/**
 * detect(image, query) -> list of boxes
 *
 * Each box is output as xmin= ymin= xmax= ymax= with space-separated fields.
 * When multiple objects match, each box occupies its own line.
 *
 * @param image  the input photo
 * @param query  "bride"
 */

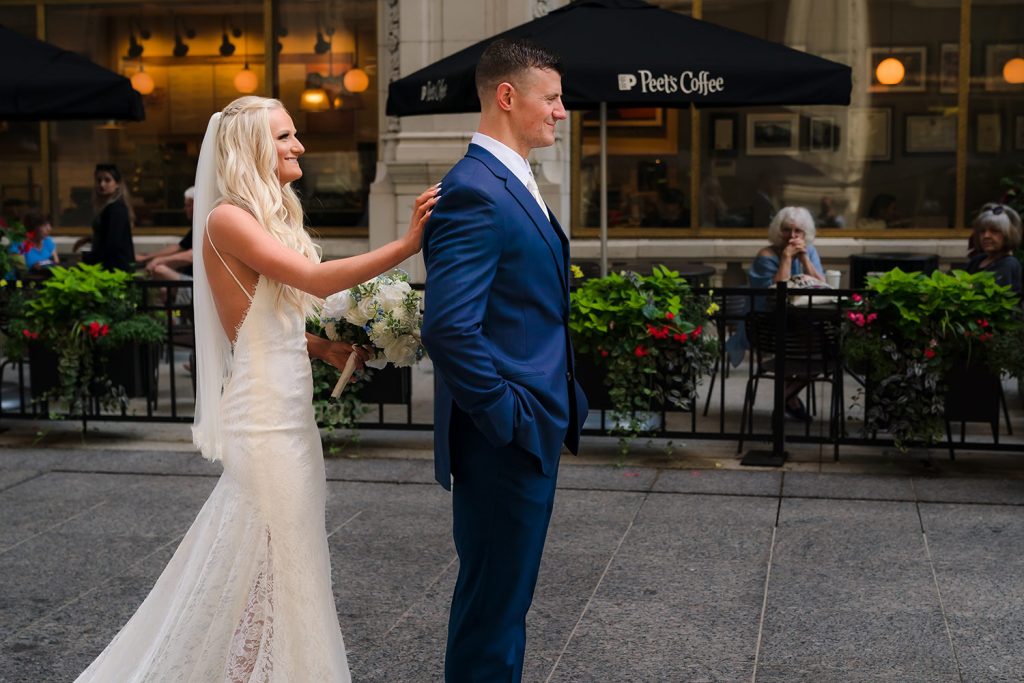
xmin=75 ymin=96 xmax=437 ymax=682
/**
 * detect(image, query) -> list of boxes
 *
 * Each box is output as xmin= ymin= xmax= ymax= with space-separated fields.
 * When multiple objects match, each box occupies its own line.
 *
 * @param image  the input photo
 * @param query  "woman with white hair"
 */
xmin=967 ymin=203 xmax=1021 ymax=295
xmin=749 ymin=205 xmax=826 ymax=288
xmin=75 ymin=96 xmax=437 ymax=682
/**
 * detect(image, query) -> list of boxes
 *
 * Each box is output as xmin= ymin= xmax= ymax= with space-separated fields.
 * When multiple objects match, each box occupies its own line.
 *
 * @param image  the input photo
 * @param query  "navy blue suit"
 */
xmin=421 ymin=143 xmax=587 ymax=681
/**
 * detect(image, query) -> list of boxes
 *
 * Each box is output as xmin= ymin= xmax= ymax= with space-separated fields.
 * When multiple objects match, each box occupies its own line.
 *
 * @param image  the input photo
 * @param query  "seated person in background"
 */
xmin=8 ymin=211 xmax=59 ymax=272
xmin=73 ymin=163 xmax=135 ymax=272
xmin=750 ymin=206 xmax=826 ymax=287
xmin=815 ymin=196 xmax=845 ymax=228
xmin=857 ymin=193 xmax=908 ymax=229
xmin=966 ymin=203 xmax=1022 ymax=296
xmin=700 ymin=177 xmax=745 ymax=227
xmin=727 ymin=207 xmax=825 ymax=420
xmin=136 ymin=186 xmax=195 ymax=302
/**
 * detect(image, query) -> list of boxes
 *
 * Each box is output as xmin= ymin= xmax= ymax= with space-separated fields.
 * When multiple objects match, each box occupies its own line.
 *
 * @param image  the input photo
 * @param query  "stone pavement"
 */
xmin=1 ymin=424 xmax=1024 ymax=682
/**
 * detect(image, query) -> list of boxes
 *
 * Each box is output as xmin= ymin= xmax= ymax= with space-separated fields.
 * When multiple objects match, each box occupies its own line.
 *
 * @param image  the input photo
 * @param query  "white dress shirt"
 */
xmin=470 ymin=132 xmax=549 ymax=219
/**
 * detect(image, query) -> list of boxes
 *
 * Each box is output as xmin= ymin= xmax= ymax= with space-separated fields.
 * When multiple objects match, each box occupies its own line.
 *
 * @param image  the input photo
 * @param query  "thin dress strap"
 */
xmin=205 ymin=220 xmax=254 ymax=303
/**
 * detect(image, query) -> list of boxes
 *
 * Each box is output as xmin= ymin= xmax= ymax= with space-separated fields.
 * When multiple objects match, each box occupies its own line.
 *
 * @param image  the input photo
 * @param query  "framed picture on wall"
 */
xmin=809 ymin=116 xmax=839 ymax=151
xmin=976 ymin=113 xmax=1002 ymax=153
xmin=745 ymin=113 xmax=799 ymax=156
xmin=940 ymin=43 xmax=960 ymax=94
xmin=849 ymin=108 xmax=891 ymax=162
xmin=1015 ymin=115 xmax=1024 ymax=151
xmin=868 ymin=47 xmax=927 ymax=92
xmin=905 ymin=114 xmax=957 ymax=154
xmin=985 ymin=44 xmax=1024 ymax=92
xmin=709 ymin=113 xmax=738 ymax=156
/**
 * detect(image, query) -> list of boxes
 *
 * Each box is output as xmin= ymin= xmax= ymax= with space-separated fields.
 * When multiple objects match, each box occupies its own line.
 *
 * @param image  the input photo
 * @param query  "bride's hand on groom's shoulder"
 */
xmin=402 ymin=184 xmax=441 ymax=258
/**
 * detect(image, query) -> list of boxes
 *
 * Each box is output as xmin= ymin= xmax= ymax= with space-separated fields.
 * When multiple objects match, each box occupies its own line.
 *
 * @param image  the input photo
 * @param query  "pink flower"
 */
xmin=866 ymin=313 xmax=878 ymax=323
xmin=924 ymin=348 xmax=936 ymax=360
xmin=852 ymin=293 xmax=863 ymax=303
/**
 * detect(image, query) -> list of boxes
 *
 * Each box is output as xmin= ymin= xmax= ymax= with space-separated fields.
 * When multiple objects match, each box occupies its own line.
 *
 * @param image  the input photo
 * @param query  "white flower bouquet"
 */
xmin=320 ymin=269 xmax=426 ymax=398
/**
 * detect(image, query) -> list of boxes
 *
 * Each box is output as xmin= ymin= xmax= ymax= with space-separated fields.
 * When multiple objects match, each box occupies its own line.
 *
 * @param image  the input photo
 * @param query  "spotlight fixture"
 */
xmin=314 ymin=15 xmax=333 ymax=55
xmin=219 ymin=18 xmax=236 ymax=57
xmin=172 ymin=16 xmax=194 ymax=58
xmin=126 ymin=21 xmax=150 ymax=59
xmin=126 ymin=33 xmax=144 ymax=59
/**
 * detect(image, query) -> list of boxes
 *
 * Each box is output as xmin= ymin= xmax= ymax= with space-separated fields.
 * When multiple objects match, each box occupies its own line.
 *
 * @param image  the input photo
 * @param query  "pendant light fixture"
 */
xmin=234 ymin=5 xmax=258 ymax=94
xmin=1004 ymin=55 xmax=1024 ymax=85
xmin=131 ymin=61 xmax=155 ymax=95
xmin=343 ymin=26 xmax=369 ymax=94
xmin=875 ymin=0 xmax=905 ymax=86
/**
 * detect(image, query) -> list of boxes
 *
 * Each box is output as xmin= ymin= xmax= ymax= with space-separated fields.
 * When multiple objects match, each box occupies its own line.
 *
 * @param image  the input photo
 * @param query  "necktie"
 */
xmin=525 ymin=174 xmax=549 ymax=220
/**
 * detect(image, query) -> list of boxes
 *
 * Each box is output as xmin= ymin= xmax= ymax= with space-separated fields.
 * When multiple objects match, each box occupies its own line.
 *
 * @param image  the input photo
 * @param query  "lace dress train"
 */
xmin=75 ymin=277 xmax=350 ymax=682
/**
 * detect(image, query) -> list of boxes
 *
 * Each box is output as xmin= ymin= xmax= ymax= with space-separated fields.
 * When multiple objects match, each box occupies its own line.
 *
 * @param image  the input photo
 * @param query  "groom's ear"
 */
xmin=495 ymin=82 xmax=515 ymax=112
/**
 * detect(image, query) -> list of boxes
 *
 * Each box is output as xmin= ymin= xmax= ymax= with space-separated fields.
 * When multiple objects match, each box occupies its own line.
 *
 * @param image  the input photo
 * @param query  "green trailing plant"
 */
xmin=843 ymin=268 xmax=1022 ymax=450
xmin=3 ymin=263 xmax=164 ymax=416
xmin=570 ymin=265 xmax=717 ymax=453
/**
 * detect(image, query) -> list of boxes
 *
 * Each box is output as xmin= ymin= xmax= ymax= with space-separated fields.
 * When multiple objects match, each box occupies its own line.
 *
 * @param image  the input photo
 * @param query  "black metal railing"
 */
xmin=2 ymin=278 xmax=1021 ymax=459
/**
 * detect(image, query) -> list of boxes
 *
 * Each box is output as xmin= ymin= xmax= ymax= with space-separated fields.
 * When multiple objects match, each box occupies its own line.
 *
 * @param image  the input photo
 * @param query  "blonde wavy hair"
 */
xmin=214 ymin=96 xmax=321 ymax=315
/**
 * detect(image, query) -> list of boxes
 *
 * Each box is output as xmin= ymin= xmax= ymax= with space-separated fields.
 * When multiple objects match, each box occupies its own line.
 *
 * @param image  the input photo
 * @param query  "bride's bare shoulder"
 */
xmin=207 ymin=204 xmax=261 ymax=244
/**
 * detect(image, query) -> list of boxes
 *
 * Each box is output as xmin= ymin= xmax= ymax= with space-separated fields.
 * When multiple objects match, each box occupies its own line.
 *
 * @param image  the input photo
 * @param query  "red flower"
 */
xmin=852 ymin=293 xmax=862 ymax=303
xmin=674 ymin=332 xmax=689 ymax=343
xmin=634 ymin=345 xmax=649 ymax=358
xmin=21 ymin=329 xmax=38 ymax=340
xmin=693 ymin=325 xmax=703 ymax=337
xmin=924 ymin=348 xmax=936 ymax=359
xmin=979 ymin=332 xmax=993 ymax=343
xmin=100 ymin=324 xmax=109 ymax=337
xmin=665 ymin=312 xmax=675 ymax=320
xmin=866 ymin=313 xmax=878 ymax=323
xmin=647 ymin=324 xmax=658 ymax=337
xmin=600 ymin=349 xmax=609 ymax=357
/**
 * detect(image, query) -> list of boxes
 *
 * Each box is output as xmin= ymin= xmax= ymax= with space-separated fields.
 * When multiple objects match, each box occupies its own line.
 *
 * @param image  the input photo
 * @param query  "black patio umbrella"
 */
xmin=386 ymin=0 xmax=851 ymax=273
xmin=0 ymin=25 xmax=145 ymax=121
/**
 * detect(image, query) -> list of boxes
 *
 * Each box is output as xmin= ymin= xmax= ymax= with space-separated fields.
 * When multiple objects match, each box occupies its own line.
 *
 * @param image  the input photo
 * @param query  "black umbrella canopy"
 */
xmin=0 ymin=25 xmax=145 ymax=121
xmin=387 ymin=0 xmax=851 ymax=116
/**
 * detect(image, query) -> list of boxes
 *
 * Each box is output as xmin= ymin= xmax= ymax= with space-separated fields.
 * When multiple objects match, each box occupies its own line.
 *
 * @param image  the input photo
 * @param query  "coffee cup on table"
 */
xmin=825 ymin=269 xmax=842 ymax=289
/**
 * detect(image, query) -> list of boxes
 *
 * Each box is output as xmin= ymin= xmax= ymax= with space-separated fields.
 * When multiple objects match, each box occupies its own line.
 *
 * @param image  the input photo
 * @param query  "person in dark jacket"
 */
xmin=966 ymin=203 xmax=1022 ymax=296
xmin=72 ymin=163 xmax=135 ymax=271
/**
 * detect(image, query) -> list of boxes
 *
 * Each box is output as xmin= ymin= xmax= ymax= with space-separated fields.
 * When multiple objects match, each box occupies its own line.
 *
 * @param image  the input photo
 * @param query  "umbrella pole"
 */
xmin=599 ymin=101 xmax=608 ymax=277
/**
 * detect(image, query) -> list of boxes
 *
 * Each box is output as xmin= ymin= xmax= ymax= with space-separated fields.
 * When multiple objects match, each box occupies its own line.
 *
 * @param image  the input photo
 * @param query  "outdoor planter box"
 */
xmin=574 ymin=355 xmax=613 ymax=411
xmin=27 ymin=342 xmax=159 ymax=401
xmin=944 ymin=362 xmax=1001 ymax=424
xmin=356 ymin=364 xmax=412 ymax=405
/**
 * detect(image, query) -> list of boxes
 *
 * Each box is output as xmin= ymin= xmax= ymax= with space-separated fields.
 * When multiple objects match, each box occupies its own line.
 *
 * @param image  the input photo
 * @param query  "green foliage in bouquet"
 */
xmin=3 ymin=263 xmax=164 ymax=415
xmin=570 ymin=265 xmax=717 ymax=451
xmin=843 ymin=268 xmax=1023 ymax=450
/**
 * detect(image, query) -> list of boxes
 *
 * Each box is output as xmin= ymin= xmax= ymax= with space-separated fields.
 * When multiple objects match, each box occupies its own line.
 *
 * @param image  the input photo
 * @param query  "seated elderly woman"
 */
xmin=966 ymin=203 xmax=1021 ymax=295
xmin=726 ymin=206 xmax=826 ymax=420
xmin=750 ymin=206 xmax=826 ymax=287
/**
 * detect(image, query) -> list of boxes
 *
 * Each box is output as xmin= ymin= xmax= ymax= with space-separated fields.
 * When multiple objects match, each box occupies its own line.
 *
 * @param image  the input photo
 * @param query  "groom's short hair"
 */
xmin=475 ymin=38 xmax=563 ymax=104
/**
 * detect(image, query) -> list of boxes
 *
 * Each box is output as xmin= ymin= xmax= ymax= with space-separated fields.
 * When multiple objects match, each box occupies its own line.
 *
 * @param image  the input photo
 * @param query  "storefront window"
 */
xmin=1 ymin=0 xmax=376 ymax=234
xmin=278 ymin=0 xmax=378 ymax=232
xmin=572 ymin=0 xmax=968 ymax=235
xmin=965 ymin=0 xmax=1024 ymax=225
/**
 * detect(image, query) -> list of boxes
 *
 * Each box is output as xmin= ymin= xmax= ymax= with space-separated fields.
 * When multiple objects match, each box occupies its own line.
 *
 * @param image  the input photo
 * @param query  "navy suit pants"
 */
xmin=445 ymin=407 xmax=559 ymax=682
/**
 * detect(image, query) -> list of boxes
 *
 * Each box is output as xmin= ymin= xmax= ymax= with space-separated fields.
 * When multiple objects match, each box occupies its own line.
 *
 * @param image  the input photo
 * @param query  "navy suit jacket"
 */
xmin=421 ymin=144 xmax=588 ymax=490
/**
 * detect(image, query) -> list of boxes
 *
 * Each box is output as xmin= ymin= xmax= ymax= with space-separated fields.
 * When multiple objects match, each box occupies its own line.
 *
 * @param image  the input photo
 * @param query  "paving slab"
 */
xmin=782 ymin=471 xmax=916 ymax=501
xmin=913 ymin=476 xmax=1024 ymax=505
xmin=549 ymin=493 xmax=775 ymax=682
xmin=758 ymin=498 xmax=957 ymax=682
xmin=652 ymin=468 xmax=781 ymax=496
xmin=554 ymin=463 xmax=657 ymax=491
xmin=0 ymin=469 xmax=41 ymax=493
xmin=324 ymin=456 xmax=436 ymax=484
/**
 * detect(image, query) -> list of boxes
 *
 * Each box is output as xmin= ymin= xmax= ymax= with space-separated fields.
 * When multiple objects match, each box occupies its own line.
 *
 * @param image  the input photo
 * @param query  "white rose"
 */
xmin=381 ymin=335 xmax=420 ymax=367
xmin=345 ymin=296 xmax=379 ymax=326
xmin=368 ymin=319 xmax=390 ymax=343
xmin=322 ymin=290 xmax=353 ymax=320
xmin=378 ymin=281 xmax=412 ymax=313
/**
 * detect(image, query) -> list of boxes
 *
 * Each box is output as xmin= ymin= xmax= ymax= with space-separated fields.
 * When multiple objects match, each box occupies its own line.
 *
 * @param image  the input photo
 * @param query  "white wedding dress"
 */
xmin=76 ymin=267 xmax=351 ymax=681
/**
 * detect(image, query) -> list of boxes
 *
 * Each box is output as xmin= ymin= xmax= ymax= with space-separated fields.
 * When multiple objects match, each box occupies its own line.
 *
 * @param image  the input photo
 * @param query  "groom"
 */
xmin=421 ymin=38 xmax=588 ymax=681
